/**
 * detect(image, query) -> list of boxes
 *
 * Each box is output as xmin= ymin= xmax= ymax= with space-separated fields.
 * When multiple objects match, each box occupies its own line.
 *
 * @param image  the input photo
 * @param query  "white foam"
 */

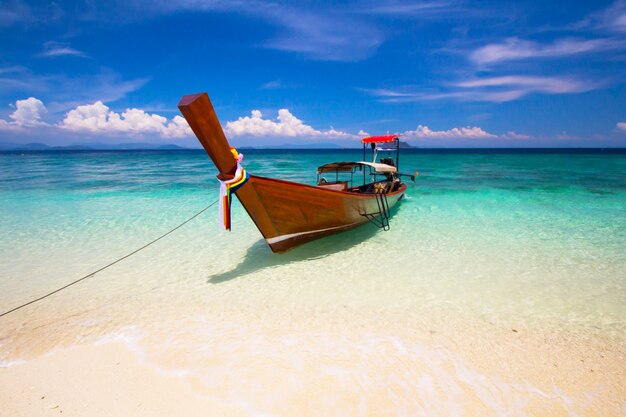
xmin=0 ymin=358 xmax=26 ymax=368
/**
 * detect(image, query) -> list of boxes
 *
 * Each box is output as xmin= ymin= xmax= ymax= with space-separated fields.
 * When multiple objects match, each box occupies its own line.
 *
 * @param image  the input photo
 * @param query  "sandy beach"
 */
xmin=1 ymin=150 xmax=625 ymax=416
xmin=1 ymin=285 xmax=625 ymax=416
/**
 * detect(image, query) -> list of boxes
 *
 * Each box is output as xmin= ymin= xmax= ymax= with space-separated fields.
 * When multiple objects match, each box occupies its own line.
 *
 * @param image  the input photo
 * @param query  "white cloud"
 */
xmin=60 ymin=101 xmax=108 ymax=132
xmin=557 ymin=131 xmax=579 ymax=140
xmin=360 ymin=1 xmax=455 ymax=15
xmin=224 ymin=109 xmax=355 ymax=139
xmin=402 ymin=125 xmax=532 ymax=140
xmin=2 ymin=99 xmax=353 ymax=140
xmin=455 ymin=75 xmax=592 ymax=94
xmin=371 ymin=89 xmax=529 ymax=103
xmin=324 ymin=127 xmax=355 ymax=139
xmin=0 ymin=97 xmax=47 ymax=130
xmin=404 ymin=125 xmax=496 ymax=139
xmin=502 ymin=131 xmax=530 ymax=139
xmin=364 ymin=74 xmax=595 ymax=104
xmin=137 ymin=1 xmax=383 ymax=61
xmin=0 ymin=99 xmax=533 ymax=143
xmin=259 ymin=80 xmax=283 ymax=90
xmin=606 ymin=4 xmax=626 ymax=32
xmin=0 ymin=65 xmax=26 ymax=75
xmin=470 ymin=37 xmax=624 ymax=65
xmin=617 ymin=122 xmax=626 ymax=131
xmin=163 ymin=115 xmax=193 ymax=138
xmin=0 ymin=2 xmax=35 ymax=27
xmin=0 ymin=119 xmax=19 ymax=131
xmin=359 ymin=88 xmax=416 ymax=98
xmin=585 ymin=0 xmax=626 ymax=33
xmin=59 ymin=101 xmax=192 ymax=138
xmin=11 ymin=97 xmax=47 ymax=126
xmin=40 ymin=41 xmax=86 ymax=58
xmin=264 ymin=10 xmax=383 ymax=61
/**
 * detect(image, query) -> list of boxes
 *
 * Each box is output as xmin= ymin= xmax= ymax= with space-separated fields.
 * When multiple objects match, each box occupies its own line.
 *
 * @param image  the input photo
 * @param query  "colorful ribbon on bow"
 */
xmin=218 ymin=162 xmax=249 ymax=231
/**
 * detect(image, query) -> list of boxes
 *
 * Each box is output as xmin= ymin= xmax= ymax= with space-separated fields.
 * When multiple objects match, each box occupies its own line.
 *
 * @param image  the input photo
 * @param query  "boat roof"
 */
xmin=361 ymin=134 xmax=399 ymax=144
xmin=317 ymin=161 xmax=397 ymax=173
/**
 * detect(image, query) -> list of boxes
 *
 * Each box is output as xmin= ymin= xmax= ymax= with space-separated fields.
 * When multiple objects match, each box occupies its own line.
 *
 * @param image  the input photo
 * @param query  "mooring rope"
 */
xmin=0 ymin=199 xmax=218 ymax=318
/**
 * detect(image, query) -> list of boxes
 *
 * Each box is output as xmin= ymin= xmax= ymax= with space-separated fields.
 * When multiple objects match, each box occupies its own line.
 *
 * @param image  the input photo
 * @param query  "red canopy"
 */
xmin=361 ymin=134 xmax=399 ymax=144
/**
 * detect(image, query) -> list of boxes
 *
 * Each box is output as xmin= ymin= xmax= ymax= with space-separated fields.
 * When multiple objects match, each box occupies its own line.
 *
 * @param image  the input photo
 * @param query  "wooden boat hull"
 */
xmin=178 ymin=92 xmax=406 ymax=253
xmin=238 ymin=175 xmax=406 ymax=252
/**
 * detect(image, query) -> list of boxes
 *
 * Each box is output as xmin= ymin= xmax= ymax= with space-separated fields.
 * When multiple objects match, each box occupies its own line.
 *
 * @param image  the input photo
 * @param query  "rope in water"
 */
xmin=0 ymin=199 xmax=219 ymax=318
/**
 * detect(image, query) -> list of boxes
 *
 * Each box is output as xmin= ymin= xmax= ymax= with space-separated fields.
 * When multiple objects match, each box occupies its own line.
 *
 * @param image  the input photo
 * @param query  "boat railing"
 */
xmin=317 ymin=169 xmax=355 ymax=188
xmin=317 ymin=181 xmax=348 ymax=191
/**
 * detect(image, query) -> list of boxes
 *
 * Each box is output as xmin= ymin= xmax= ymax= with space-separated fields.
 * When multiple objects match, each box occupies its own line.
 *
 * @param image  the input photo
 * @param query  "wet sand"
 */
xmin=1 ymin=301 xmax=624 ymax=417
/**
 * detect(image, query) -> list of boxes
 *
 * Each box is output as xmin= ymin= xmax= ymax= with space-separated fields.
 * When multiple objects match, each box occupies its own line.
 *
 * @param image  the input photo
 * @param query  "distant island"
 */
xmin=0 ymin=140 xmax=418 ymax=151
xmin=0 ymin=142 xmax=191 ymax=151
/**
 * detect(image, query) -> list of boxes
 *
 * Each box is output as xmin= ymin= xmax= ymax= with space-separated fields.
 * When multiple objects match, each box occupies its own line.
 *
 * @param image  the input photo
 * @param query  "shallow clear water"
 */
xmin=0 ymin=149 xmax=624 ymax=415
xmin=1 ymin=149 xmax=624 ymax=331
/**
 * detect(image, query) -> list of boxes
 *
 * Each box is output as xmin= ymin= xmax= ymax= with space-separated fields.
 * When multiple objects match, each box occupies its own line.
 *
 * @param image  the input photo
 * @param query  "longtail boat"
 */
xmin=178 ymin=92 xmax=415 ymax=253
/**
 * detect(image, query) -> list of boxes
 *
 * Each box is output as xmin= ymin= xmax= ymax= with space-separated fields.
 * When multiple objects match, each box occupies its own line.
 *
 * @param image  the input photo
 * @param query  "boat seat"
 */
xmin=380 ymin=157 xmax=395 ymax=166
xmin=318 ymin=181 xmax=348 ymax=191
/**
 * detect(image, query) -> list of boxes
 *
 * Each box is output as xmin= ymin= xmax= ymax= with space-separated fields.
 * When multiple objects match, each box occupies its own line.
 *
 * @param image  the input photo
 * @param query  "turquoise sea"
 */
xmin=0 ymin=148 xmax=625 ymax=415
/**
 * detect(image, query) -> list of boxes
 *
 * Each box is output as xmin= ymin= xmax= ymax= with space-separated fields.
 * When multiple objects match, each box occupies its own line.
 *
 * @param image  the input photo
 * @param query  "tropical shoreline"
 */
xmin=1 ymin=302 xmax=624 ymax=416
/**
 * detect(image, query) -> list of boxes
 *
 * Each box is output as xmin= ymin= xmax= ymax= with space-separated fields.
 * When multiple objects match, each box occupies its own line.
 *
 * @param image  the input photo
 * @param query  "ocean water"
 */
xmin=0 ymin=149 xmax=625 ymax=415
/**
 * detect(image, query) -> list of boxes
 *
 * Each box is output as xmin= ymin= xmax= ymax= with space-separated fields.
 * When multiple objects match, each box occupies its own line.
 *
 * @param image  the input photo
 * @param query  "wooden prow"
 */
xmin=178 ymin=93 xmax=237 ymax=178
xmin=178 ymin=92 xmax=281 ymax=249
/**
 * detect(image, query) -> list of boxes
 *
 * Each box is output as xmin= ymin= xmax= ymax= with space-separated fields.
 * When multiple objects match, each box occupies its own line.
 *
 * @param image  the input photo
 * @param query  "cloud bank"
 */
xmin=224 ymin=109 xmax=355 ymax=139
xmin=0 ymin=97 xmax=47 ymax=130
xmin=0 ymin=97 xmax=536 ymax=143
xmin=403 ymin=125 xmax=496 ymax=139
xmin=0 ymin=98 xmax=355 ymax=140
xmin=59 ymin=101 xmax=191 ymax=138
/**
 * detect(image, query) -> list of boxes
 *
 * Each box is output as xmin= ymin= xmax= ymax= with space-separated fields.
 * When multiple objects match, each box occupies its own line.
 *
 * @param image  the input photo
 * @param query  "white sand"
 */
xmin=1 ymin=305 xmax=624 ymax=417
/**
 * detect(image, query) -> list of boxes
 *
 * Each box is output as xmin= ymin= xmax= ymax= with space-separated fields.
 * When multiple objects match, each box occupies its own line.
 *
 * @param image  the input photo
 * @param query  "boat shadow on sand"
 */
xmin=206 ymin=224 xmax=380 ymax=284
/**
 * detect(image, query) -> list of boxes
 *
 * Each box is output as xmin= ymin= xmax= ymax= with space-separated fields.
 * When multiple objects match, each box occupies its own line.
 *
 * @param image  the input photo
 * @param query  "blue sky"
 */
xmin=1 ymin=0 xmax=625 ymax=147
